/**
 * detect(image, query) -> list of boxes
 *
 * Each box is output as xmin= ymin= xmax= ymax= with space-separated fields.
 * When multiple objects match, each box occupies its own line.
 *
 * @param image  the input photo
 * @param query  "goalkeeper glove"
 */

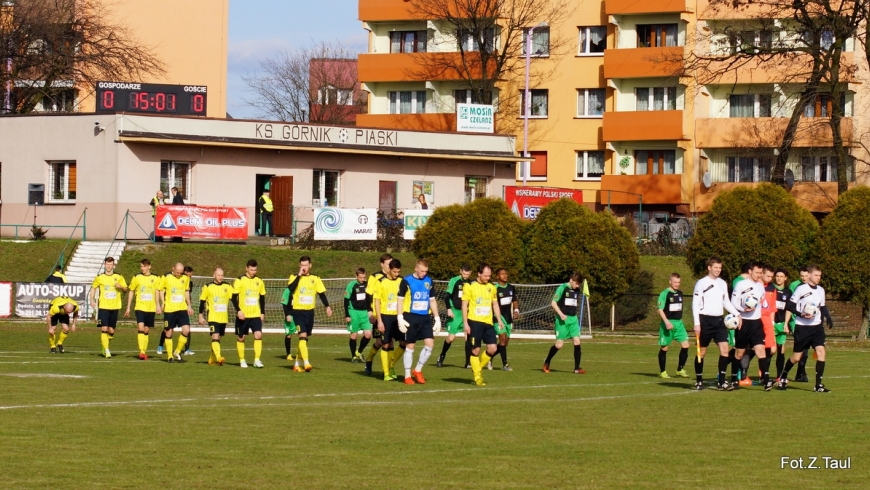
xmin=433 ymin=316 xmax=442 ymax=334
xmin=398 ymin=314 xmax=409 ymax=333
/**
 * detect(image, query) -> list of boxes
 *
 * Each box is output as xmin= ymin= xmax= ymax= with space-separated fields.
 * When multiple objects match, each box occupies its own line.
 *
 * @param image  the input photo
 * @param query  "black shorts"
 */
xmin=381 ymin=315 xmax=405 ymax=345
xmin=135 ymin=310 xmax=156 ymax=328
xmin=699 ymin=315 xmax=728 ymax=347
xmin=405 ymin=313 xmax=433 ymax=343
xmin=734 ymin=318 xmax=765 ymax=349
xmin=235 ymin=318 xmax=263 ymax=337
xmin=50 ymin=313 xmax=70 ymax=327
xmin=97 ymin=309 xmax=119 ymax=329
xmin=793 ymin=324 xmax=825 ymax=352
xmin=371 ymin=318 xmax=382 ymax=339
xmin=164 ymin=311 xmax=190 ymax=330
xmin=209 ymin=322 xmax=227 ymax=337
xmin=466 ymin=320 xmax=497 ymax=348
xmin=292 ymin=310 xmax=315 ymax=336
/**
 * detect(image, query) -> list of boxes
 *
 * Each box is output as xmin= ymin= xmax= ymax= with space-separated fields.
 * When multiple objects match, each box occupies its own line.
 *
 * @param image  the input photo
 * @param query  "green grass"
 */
xmin=0 ymin=323 xmax=867 ymax=489
xmin=639 ymin=255 xmax=694 ymax=290
xmin=0 ymin=239 xmax=79 ymax=282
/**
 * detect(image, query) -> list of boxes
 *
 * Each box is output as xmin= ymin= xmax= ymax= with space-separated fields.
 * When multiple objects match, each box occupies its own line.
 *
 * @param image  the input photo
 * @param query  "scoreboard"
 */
xmin=95 ymin=82 xmax=207 ymax=116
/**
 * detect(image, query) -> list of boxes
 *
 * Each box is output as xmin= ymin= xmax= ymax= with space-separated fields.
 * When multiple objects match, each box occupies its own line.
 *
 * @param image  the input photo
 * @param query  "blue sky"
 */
xmin=227 ymin=0 xmax=367 ymax=118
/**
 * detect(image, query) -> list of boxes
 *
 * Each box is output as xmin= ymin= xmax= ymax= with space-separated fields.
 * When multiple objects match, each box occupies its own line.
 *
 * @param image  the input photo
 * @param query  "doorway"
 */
xmin=379 ymin=180 xmax=397 ymax=213
xmin=255 ymin=174 xmax=275 ymax=235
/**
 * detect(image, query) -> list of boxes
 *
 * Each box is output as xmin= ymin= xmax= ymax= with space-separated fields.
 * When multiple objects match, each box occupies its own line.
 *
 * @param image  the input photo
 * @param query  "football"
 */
xmin=803 ymin=302 xmax=818 ymax=317
xmin=743 ymin=295 xmax=759 ymax=310
xmin=724 ymin=314 xmax=740 ymax=330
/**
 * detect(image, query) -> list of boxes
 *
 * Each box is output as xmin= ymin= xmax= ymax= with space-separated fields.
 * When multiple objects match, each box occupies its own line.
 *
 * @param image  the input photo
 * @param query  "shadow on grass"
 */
xmin=658 ymin=381 xmax=696 ymax=390
xmin=631 ymin=372 xmax=664 ymax=378
xmin=442 ymin=377 xmax=475 ymax=385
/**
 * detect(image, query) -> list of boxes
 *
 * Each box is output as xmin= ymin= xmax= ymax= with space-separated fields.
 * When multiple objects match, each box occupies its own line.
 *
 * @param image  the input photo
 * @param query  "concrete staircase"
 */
xmin=64 ymin=241 xmax=126 ymax=284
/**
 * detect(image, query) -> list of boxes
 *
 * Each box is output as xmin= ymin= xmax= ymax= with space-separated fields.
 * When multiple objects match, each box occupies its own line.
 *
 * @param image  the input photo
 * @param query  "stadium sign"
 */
xmin=456 ymin=103 xmax=494 ymax=133
xmin=403 ymin=210 xmax=434 ymax=239
xmin=504 ymin=186 xmax=584 ymax=220
xmin=15 ymin=282 xmax=90 ymax=318
xmin=314 ymin=208 xmax=377 ymax=240
xmin=155 ymin=205 xmax=248 ymax=240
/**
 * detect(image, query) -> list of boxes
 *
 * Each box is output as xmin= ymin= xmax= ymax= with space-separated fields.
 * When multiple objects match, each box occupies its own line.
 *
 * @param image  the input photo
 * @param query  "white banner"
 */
xmin=314 ymin=208 xmax=377 ymax=240
xmin=14 ymin=282 xmax=91 ymax=318
xmin=457 ymin=103 xmax=494 ymax=133
xmin=0 ymin=282 xmax=11 ymax=317
xmin=403 ymin=210 xmax=434 ymax=239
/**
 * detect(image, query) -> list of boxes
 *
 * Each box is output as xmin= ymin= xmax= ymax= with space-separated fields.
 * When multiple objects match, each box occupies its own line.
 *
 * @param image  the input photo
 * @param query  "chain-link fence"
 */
xmin=289 ymin=207 xmax=410 ymax=251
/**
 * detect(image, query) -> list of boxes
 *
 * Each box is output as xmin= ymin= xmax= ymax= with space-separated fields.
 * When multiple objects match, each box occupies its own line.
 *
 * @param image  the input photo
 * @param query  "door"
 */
xmin=271 ymin=176 xmax=294 ymax=236
xmin=378 ymin=181 xmax=397 ymax=213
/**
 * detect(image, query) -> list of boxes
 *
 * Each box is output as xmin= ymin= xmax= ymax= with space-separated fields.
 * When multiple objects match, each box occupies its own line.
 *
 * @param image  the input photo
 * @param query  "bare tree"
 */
xmin=0 ymin=0 xmax=165 ymax=114
xmin=242 ymin=41 xmax=366 ymax=124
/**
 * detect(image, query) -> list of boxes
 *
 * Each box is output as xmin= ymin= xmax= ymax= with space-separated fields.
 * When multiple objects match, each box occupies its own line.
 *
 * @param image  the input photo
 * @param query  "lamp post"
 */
xmin=522 ymin=21 xmax=547 ymax=186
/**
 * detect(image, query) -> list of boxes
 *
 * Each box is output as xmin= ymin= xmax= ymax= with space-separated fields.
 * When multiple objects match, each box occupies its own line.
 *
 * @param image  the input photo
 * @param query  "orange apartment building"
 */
xmin=357 ymin=0 xmax=869 ymax=216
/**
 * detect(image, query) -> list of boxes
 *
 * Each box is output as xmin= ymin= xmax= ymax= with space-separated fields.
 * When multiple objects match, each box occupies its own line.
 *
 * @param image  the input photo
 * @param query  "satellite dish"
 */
xmin=702 ymin=171 xmax=713 ymax=189
xmin=785 ymin=169 xmax=795 ymax=188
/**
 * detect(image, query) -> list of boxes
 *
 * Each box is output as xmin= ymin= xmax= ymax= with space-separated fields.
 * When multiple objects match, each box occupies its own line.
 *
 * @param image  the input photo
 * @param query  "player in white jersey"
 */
xmin=692 ymin=257 xmax=742 ymax=391
xmin=776 ymin=265 xmax=833 ymax=392
xmin=730 ymin=262 xmax=774 ymax=390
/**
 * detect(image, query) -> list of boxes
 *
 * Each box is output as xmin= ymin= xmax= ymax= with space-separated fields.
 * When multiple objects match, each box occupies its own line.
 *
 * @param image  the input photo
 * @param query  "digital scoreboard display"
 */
xmin=95 ymin=82 xmax=208 ymax=116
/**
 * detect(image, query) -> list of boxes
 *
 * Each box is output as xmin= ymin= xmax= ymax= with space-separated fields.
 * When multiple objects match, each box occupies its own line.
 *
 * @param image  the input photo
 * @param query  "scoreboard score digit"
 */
xmin=95 ymin=82 xmax=208 ymax=116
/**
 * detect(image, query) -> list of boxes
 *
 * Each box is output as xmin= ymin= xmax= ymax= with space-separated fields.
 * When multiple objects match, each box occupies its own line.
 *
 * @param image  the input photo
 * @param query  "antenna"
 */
xmin=784 ymin=169 xmax=795 ymax=188
xmin=702 ymin=171 xmax=713 ymax=189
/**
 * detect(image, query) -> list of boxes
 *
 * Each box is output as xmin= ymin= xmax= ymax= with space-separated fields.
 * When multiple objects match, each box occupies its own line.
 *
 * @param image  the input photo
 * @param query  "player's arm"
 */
xmin=444 ymin=280 xmax=456 ymax=311
xmin=551 ymin=286 xmax=566 ymax=320
xmin=512 ymin=294 xmax=520 ymax=320
xmin=125 ymin=280 xmax=135 ymax=317
xmin=461 ymin=298 xmax=470 ymax=329
xmin=785 ymin=296 xmax=802 ymax=317
xmin=70 ymin=307 xmax=78 ymax=331
xmin=343 ymin=282 xmax=353 ymax=320
xmin=820 ymin=304 xmax=833 ymax=329
xmin=656 ymin=290 xmax=672 ymax=329
xmin=232 ymin=281 xmax=243 ymax=320
xmin=185 ymin=288 xmax=193 ymax=315
xmin=46 ymin=308 xmax=52 ymax=329
xmin=722 ymin=286 xmax=741 ymax=317
xmin=492 ymin=295 xmax=504 ymax=328
xmin=691 ymin=282 xmax=703 ymax=331
xmin=428 ymin=296 xmax=440 ymax=318
xmin=89 ymin=280 xmax=98 ymax=308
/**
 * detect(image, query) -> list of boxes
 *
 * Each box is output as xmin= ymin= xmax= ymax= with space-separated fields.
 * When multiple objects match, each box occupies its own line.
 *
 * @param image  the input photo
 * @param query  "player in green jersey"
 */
xmin=436 ymin=264 xmax=472 ymax=368
xmin=543 ymin=272 xmax=585 ymax=374
xmin=344 ymin=267 xmax=373 ymax=362
xmin=657 ymin=273 xmax=690 ymax=378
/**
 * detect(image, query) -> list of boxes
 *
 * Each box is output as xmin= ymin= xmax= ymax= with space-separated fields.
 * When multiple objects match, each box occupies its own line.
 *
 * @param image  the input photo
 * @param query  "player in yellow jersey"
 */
xmin=374 ymin=259 xmax=406 ymax=381
xmin=233 ymin=259 xmax=267 ymax=368
xmin=287 ymin=255 xmax=333 ymax=372
xmin=462 ymin=264 xmax=505 ymax=386
xmin=89 ymin=257 xmax=128 ymax=358
xmin=47 ymin=296 xmax=78 ymax=354
xmin=158 ymin=262 xmax=193 ymax=363
xmin=199 ymin=267 xmax=234 ymax=366
xmin=363 ymin=253 xmax=393 ymax=375
xmin=125 ymin=259 xmax=161 ymax=360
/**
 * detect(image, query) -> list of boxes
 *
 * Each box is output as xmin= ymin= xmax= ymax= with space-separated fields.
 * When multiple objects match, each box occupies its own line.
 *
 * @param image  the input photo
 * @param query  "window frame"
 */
xmin=522 ymin=27 xmax=550 ymax=57
xmin=464 ymin=175 xmax=489 ymax=203
xmin=635 ymin=87 xmax=677 ymax=111
xmin=388 ymin=90 xmax=427 ymax=114
xmin=725 ymin=156 xmax=772 ymax=182
xmin=576 ymin=88 xmax=605 ymax=117
xmin=389 ymin=30 xmax=427 ymax=53
xmin=160 ymin=161 xmax=191 ymax=203
xmin=48 ymin=160 xmax=76 ymax=203
xmin=634 ymin=150 xmax=678 ymax=175
xmin=520 ymin=89 xmax=549 ymax=118
xmin=636 ymin=23 xmax=679 ymax=48
xmin=575 ymin=151 xmax=605 ymax=181
xmin=458 ymin=27 xmax=496 ymax=53
xmin=578 ymin=26 xmax=606 ymax=55
xmin=728 ymin=93 xmax=772 ymax=118
xmin=312 ymin=169 xmax=341 ymax=207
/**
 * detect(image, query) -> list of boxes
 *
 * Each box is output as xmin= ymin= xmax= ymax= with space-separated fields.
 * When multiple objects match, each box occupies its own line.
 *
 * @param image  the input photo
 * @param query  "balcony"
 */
xmin=605 ymin=0 xmax=694 ymax=15
xmin=604 ymin=47 xmax=684 ymax=79
xmin=705 ymin=52 xmax=855 ymax=84
xmin=601 ymin=174 xmax=684 ymax=204
xmin=695 ymin=118 xmax=854 ymax=148
xmin=694 ymin=182 xmax=846 ymax=213
xmin=603 ymin=110 xmax=686 ymax=141
xmin=359 ymin=0 xmax=420 ymax=21
xmin=356 ymin=113 xmax=456 ymax=132
xmin=358 ymin=52 xmax=493 ymax=83
xmin=696 ymin=0 xmax=772 ymax=19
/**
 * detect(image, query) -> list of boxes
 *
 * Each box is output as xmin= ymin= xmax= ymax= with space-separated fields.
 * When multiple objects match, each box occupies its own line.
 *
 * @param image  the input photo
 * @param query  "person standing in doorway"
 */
xmin=258 ymin=188 xmax=274 ymax=237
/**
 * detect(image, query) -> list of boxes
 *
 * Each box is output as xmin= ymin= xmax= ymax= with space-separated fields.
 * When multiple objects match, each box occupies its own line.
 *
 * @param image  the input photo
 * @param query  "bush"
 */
xmin=685 ymin=183 xmax=817 ymax=280
xmin=524 ymin=199 xmax=639 ymax=305
xmin=411 ymin=198 xmax=526 ymax=280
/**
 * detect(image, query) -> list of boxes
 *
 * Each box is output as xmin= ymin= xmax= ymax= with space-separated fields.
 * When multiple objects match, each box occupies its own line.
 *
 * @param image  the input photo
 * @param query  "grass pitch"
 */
xmin=0 ymin=322 xmax=867 ymax=489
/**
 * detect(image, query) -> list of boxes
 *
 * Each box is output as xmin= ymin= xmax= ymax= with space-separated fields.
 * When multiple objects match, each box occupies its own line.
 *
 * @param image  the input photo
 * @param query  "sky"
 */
xmin=227 ymin=0 xmax=367 ymax=119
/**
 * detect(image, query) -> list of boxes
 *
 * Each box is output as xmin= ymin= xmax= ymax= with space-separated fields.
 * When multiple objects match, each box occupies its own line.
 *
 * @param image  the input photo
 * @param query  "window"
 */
xmin=388 ymin=91 xmax=426 ymax=114
xmin=522 ymin=27 xmax=550 ymax=56
xmin=728 ymin=30 xmax=773 ymax=53
xmin=579 ymin=26 xmax=606 ymax=55
xmin=48 ymin=161 xmax=76 ymax=202
xmin=801 ymin=30 xmax=835 ymax=50
xmin=637 ymin=24 xmax=678 ymax=48
xmin=464 ymin=175 xmax=488 ymax=203
xmin=635 ymin=150 xmax=677 ymax=175
xmin=40 ymin=89 xmax=77 ymax=112
xmin=724 ymin=157 xmax=772 ymax=182
xmin=803 ymin=93 xmax=848 ymax=117
xmin=528 ymin=151 xmax=547 ymax=178
xmin=798 ymin=155 xmax=853 ymax=182
xmin=459 ymin=28 xmax=495 ymax=52
xmin=313 ymin=169 xmax=340 ymax=206
xmin=520 ymin=89 xmax=548 ymax=117
xmin=318 ymin=85 xmax=353 ymax=106
xmin=729 ymin=94 xmax=772 ymax=117
xmin=577 ymin=88 xmax=605 ymax=117
xmin=576 ymin=151 xmax=605 ymax=180
xmin=160 ymin=161 xmax=190 ymax=201
xmin=390 ymin=31 xmax=427 ymax=53
xmin=454 ymin=88 xmax=493 ymax=108
xmin=635 ymin=87 xmax=677 ymax=111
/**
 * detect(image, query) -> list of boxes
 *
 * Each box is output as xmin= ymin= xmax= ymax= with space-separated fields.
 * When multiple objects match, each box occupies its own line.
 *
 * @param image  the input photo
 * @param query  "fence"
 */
xmin=0 ymin=207 xmax=87 ymax=241
xmin=290 ymin=207 xmax=410 ymax=251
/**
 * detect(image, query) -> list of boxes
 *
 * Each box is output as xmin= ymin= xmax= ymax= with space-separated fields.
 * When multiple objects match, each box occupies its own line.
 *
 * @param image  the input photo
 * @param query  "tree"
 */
xmin=524 ymin=199 xmax=639 ymax=305
xmin=407 ymin=0 xmax=572 ymax=134
xmin=242 ymin=41 xmax=366 ymax=123
xmin=812 ymin=186 xmax=870 ymax=341
xmin=0 ymin=0 xmax=164 ymax=114
xmin=411 ymin=198 xmax=526 ymax=280
xmin=685 ymin=183 xmax=818 ymax=281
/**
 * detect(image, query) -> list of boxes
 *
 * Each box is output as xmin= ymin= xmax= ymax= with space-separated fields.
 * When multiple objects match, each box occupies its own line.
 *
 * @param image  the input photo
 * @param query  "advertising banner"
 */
xmin=0 ymin=282 xmax=11 ymax=317
xmin=504 ymin=186 xmax=584 ymax=220
xmin=314 ymin=208 xmax=377 ymax=240
xmin=403 ymin=210 xmax=434 ymax=239
xmin=15 ymin=282 xmax=90 ymax=318
xmin=456 ymin=103 xmax=494 ymax=133
xmin=155 ymin=205 xmax=248 ymax=240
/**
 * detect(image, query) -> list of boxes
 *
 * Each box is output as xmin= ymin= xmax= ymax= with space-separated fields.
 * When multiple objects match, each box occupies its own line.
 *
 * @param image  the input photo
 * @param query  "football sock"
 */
xmin=237 ymin=341 xmax=246 ymax=363
xmin=49 ymin=333 xmax=57 ymax=349
xmin=100 ymin=333 xmax=110 ymax=353
xmin=717 ymin=355 xmax=730 ymax=384
xmin=165 ymin=338 xmax=173 ymax=359
xmin=57 ymin=330 xmax=69 ymax=346
xmin=185 ymin=335 xmax=192 ymax=351
xmin=211 ymin=340 xmax=221 ymax=360
xmin=658 ymin=349 xmax=667 ymax=372
xmin=380 ymin=348 xmax=391 ymax=375
xmin=465 ymin=342 xmax=473 ymax=366
xmin=780 ymin=359 xmax=795 ymax=380
xmin=544 ymin=345 xmax=559 ymax=365
xmin=439 ymin=339 xmax=452 ymax=359
xmin=573 ymin=345 xmax=582 ymax=370
xmin=159 ymin=330 xmax=166 ymax=348
xmin=137 ymin=333 xmax=145 ymax=353
xmin=174 ymin=335 xmax=188 ymax=355
xmin=358 ymin=336 xmax=371 ymax=353
xmin=816 ymin=360 xmax=825 ymax=386
xmin=284 ymin=336 xmax=293 ymax=356
xmin=694 ymin=357 xmax=704 ymax=383
xmin=731 ymin=357 xmax=741 ymax=383
xmin=349 ymin=338 xmax=357 ymax=357
xmin=390 ymin=346 xmax=404 ymax=368
xmin=796 ymin=350 xmax=808 ymax=377
xmin=404 ymin=348 xmax=414 ymax=378
xmin=677 ymin=347 xmax=688 ymax=371
xmin=299 ymin=339 xmax=309 ymax=363
xmin=499 ymin=344 xmax=508 ymax=366
xmin=480 ymin=350 xmax=492 ymax=368
xmin=365 ymin=344 xmax=379 ymax=362
xmin=415 ymin=345 xmax=432 ymax=372
xmin=776 ymin=348 xmax=785 ymax=377
xmin=740 ymin=354 xmax=751 ymax=379
xmin=253 ymin=339 xmax=262 ymax=361
xmin=470 ymin=355 xmax=482 ymax=376
xmin=758 ymin=356 xmax=771 ymax=383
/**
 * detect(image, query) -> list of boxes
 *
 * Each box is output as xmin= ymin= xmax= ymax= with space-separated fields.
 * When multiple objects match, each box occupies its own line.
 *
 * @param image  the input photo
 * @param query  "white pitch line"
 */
xmin=0 ymin=373 xmax=88 ymax=379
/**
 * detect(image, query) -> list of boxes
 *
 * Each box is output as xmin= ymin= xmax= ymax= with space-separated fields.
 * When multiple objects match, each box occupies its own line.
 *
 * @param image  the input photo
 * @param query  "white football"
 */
xmin=803 ymin=302 xmax=818 ymax=317
xmin=743 ymin=295 xmax=759 ymax=310
xmin=724 ymin=314 xmax=740 ymax=330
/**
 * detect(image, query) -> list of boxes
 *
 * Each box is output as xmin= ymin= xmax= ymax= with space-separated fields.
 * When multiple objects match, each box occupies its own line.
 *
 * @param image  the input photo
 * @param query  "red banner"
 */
xmin=155 ymin=206 xmax=248 ymax=240
xmin=504 ymin=186 xmax=584 ymax=220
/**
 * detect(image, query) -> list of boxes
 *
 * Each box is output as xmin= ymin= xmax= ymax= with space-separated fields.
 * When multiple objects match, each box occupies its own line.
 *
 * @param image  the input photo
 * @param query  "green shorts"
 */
xmin=283 ymin=317 xmax=299 ymax=336
xmin=447 ymin=309 xmax=464 ymax=335
xmin=555 ymin=315 xmax=580 ymax=340
xmin=494 ymin=316 xmax=512 ymax=337
xmin=774 ymin=322 xmax=787 ymax=345
xmin=347 ymin=309 xmax=371 ymax=333
xmin=658 ymin=319 xmax=688 ymax=346
xmin=727 ymin=329 xmax=735 ymax=348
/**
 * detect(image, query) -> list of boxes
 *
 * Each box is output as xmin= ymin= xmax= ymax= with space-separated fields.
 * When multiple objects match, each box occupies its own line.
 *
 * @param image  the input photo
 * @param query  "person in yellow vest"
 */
xmin=89 ymin=257 xmax=128 ymax=358
xmin=47 ymin=296 xmax=79 ymax=354
xmin=45 ymin=265 xmax=67 ymax=284
xmin=258 ymin=188 xmax=274 ymax=237
xmin=150 ymin=190 xmax=164 ymax=242
xmin=125 ymin=258 xmax=162 ymax=360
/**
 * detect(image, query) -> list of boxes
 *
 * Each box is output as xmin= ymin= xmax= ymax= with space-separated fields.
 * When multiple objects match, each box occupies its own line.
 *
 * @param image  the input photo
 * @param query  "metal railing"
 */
xmin=49 ymin=208 xmax=88 ymax=276
xmin=0 ymin=208 xmax=87 ymax=241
